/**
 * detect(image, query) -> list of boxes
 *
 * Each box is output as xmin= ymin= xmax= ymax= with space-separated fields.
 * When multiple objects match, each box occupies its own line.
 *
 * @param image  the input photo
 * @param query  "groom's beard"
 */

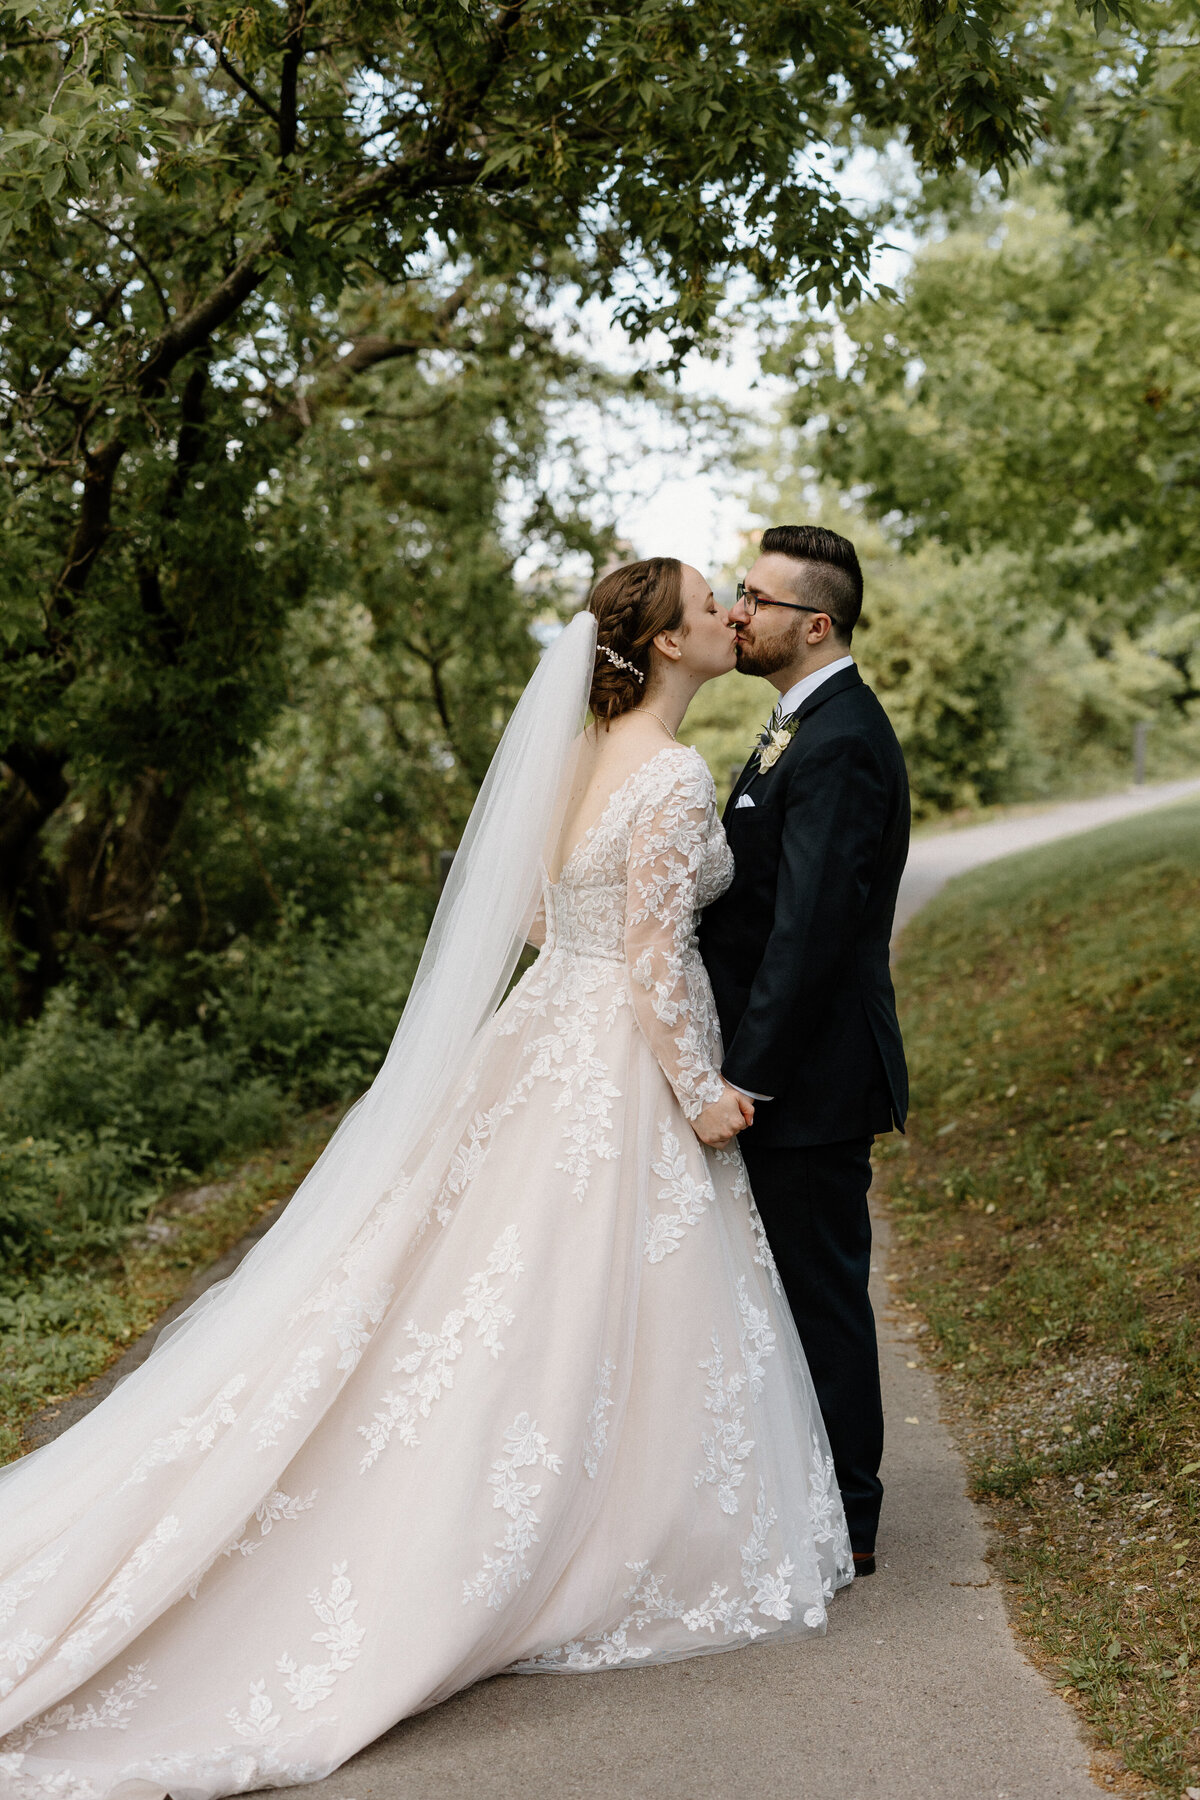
xmin=734 ymin=615 xmax=807 ymax=679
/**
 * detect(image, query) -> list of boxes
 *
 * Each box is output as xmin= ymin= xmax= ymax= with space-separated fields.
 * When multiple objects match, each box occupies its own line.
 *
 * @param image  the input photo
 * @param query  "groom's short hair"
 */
xmin=760 ymin=525 xmax=863 ymax=643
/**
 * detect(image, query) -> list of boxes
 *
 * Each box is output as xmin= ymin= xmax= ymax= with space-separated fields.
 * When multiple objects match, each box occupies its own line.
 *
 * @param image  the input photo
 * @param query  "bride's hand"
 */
xmin=691 ymin=1085 xmax=754 ymax=1149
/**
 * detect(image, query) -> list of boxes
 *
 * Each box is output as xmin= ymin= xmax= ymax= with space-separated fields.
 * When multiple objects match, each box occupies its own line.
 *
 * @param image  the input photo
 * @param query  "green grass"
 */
xmin=880 ymin=798 xmax=1200 ymax=1797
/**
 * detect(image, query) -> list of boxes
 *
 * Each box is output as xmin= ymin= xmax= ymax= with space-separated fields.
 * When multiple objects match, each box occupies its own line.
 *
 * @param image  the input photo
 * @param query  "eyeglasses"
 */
xmin=735 ymin=580 xmax=827 ymax=620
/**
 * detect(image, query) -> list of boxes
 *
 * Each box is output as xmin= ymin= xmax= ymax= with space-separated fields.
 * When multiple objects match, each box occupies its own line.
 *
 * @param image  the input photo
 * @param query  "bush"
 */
xmin=854 ymin=544 xmax=1016 ymax=817
xmin=0 ymin=1133 xmax=163 ymax=1279
xmin=196 ymin=896 xmax=428 ymax=1104
xmin=0 ymin=989 xmax=287 ymax=1177
xmin=0 ymin=888 xmax=429 ymax=1277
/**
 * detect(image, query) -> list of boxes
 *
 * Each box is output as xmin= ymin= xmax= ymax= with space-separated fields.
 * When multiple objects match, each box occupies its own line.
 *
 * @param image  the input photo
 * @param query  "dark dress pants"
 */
xmin=740 ymin=1136 xmax=884 ymax=1553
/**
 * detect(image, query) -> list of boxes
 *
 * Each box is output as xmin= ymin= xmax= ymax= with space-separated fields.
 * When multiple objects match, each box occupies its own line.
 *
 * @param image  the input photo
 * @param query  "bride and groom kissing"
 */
xmin=0 ymin=525 xmax=909 ymax=1799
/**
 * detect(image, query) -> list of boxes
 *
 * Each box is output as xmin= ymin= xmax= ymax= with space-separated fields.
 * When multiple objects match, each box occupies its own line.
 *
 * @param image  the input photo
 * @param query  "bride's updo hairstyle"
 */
xmin=587 ymin=556 xmax=683 ymax=725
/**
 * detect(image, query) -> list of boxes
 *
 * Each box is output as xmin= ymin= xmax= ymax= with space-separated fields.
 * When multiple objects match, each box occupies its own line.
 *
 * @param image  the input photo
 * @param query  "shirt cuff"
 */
xmin=723 ymin=1079 xmax=774 ymax=1102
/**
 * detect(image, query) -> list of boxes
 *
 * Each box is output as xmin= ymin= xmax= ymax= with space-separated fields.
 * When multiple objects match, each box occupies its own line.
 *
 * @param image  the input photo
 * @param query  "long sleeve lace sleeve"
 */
xmin=624 ymin=759 xmax=728 ymax=1121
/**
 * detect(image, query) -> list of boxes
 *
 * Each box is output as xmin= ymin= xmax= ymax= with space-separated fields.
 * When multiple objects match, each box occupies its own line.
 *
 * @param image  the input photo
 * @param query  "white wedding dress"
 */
xmin=0 ymin=621 xmax=851 ymax=1800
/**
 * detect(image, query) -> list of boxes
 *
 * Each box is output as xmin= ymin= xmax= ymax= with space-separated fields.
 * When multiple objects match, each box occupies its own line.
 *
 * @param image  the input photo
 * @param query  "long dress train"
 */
xmin=0 ymin=740 xmax=851 ymax=1800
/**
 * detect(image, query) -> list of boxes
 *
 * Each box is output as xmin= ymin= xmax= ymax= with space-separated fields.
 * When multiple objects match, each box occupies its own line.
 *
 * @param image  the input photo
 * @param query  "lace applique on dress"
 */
xmin=582 ymin=1358 xmax=616 ymax=1479
xmin=694 ymin=1331 xmax=755 ymax=1515
xmin=357 ymin=1227 xmax=524 ymax=1471
xmin=645 ymin=1118 xmax=715 ymax=1262
xmin=0 ymin=1663 xmax=156 ymax=1753
xmin=463 ymin=1415 xmax=563 ymax=1611
xmin=621 ymin=751 xmax=732 ymax=1120
xmin=512 ymin=1478 xmax=807 ymax=1673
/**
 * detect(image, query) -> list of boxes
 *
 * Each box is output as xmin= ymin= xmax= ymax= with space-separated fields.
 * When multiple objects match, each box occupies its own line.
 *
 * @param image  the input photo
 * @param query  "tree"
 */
xmin=791 ymin=196 xmax=1200 ymax=621
xmin=781 ymin=0 xmax=1199 ymax=624
xmin=766 ymin=0 xmax=1200 ymax=788
xmin=1037 ymin=0 xmax=1200 ymax=264
xmin=685 ymin=452 xmax=1022 ymax=816
xmin=0 ymin=0 xmax=1068 ymax=1011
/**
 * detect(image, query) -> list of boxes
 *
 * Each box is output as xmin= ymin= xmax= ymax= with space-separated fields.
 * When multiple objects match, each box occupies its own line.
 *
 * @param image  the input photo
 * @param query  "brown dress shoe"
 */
xmin=852 ymin=1551 xmax=877 ymax=1577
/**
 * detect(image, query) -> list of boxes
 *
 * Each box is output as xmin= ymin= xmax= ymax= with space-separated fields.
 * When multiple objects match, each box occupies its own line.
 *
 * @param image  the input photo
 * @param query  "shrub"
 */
xmin=0 ymin=1133 xmax=163 ymax=1279
xmin=0 ymin=988 xmax=288 ymax=1180
xmin=196 ymin=896 xmax=428 ymax=1104
xmin=0 ymin=887 xmax=429 ymax=1274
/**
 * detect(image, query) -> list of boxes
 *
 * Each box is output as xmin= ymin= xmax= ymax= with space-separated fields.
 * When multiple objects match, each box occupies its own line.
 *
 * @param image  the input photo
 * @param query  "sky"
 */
xmin=540 ymin=297 xmax=783 ymax=587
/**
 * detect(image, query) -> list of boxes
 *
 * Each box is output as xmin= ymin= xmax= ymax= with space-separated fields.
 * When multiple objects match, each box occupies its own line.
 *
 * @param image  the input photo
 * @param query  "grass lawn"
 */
xmin=0 ymin=1111 xmax=336 ymax=1466
xmin=878 ymin=798 xmax=1200 ymax=1797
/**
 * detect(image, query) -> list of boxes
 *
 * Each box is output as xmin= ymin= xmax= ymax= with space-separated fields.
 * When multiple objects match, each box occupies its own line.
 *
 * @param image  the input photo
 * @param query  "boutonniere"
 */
xmin=755 ymin=707 xmax=799 ymax=773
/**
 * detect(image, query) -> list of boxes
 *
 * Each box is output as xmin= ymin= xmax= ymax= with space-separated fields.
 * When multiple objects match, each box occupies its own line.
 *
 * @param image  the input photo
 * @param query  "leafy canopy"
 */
xmin=1 ymin=0 xmax=1049 ymax=343
xmin=780 ymin=0 xmax=1200 ymax=638
xmin=0 ymin=0 xmax=1110 ymax=1014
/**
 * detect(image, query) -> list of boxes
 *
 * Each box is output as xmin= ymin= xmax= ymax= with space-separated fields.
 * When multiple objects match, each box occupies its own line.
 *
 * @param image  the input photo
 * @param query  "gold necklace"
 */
xmin=639 ymin=706 xmax=677 ymax=741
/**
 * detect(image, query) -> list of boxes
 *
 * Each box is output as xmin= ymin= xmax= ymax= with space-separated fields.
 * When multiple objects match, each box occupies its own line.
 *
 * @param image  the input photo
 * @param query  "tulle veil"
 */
xmin=0 ymin=609 xmax=598 ymax=1732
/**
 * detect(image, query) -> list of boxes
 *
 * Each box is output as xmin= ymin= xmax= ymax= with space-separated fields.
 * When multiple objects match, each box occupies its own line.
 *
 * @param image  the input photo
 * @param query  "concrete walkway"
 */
xmin=895 ymin=774 xmax=1200 ymax=935
xmin=44 ymin=778 xmax=1200 ymax=1797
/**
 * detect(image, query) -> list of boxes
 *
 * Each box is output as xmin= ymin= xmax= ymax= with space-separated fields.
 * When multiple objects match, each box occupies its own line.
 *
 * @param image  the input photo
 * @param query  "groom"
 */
xmin=698 ymin=524 xmax=909 ymax=1575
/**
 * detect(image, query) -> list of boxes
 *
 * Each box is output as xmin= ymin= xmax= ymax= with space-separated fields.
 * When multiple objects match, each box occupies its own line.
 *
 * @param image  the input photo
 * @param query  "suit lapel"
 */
xmin=787 ymin=662 xmax=862 ymax=725
xmin=726 ymin=754 xmax=759 ymax=816
xmin=724 ymin=665 xmax=864 ymax=824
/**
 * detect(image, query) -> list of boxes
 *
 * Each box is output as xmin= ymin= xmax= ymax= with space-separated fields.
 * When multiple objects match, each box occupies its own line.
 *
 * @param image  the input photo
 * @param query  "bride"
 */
xmin=0 ymin=557 xmax=852 ymax=1800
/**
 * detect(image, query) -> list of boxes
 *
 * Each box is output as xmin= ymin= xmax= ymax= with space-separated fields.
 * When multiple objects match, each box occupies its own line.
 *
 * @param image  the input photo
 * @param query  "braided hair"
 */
xmin=587 ymin=558 xmax=683 ymax=724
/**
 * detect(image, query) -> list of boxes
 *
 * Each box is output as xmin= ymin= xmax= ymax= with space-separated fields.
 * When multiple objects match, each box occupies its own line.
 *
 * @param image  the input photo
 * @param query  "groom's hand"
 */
xmin=692 ymin=1084 xmax=753 ymax=1149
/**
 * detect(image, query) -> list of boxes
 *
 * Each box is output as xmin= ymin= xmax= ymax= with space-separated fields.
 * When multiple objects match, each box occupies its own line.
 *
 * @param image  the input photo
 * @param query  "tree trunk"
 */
xmin=61 ymin=768 xmax=190 ymax=942
xmin=0 ymin=753 xmax=69 ymax=1020
xmin=1 ymin=758 xmax=191 ymax=1017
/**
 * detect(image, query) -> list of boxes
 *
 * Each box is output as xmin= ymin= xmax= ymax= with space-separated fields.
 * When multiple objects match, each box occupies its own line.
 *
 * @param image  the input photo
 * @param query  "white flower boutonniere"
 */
xmin=755 ymin=709 xmax=799 ymax=773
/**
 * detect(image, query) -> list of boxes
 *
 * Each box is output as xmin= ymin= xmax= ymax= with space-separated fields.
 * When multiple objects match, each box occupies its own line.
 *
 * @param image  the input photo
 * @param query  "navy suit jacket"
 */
xmin=697 ymin=665 xmax=910 ymax=1149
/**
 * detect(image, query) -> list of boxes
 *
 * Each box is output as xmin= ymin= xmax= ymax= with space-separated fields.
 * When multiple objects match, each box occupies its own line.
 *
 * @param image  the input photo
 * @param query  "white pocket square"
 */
xmin=734 ymin=794 xmax=756 ymax=809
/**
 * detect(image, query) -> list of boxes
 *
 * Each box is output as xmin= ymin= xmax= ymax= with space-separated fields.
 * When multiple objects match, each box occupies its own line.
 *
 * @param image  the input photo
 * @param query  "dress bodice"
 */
xmin=530 ymin=746 xmax=734 ymax=1120
xmin=543 ymin=745 xmax=733 ymax=961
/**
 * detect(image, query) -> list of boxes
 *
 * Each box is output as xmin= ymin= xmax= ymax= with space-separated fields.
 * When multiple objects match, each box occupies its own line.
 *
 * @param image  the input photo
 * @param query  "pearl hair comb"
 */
xmin=598 ymin=643 xmax=645 ymax=683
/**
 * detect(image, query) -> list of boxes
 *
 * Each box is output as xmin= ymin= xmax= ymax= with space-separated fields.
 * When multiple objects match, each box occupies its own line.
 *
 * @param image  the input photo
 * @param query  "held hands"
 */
xmin=691 ymin=1084 xmax=755 ymax=1150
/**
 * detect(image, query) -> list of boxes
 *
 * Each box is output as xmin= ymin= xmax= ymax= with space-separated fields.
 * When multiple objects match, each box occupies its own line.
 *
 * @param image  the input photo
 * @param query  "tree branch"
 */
xmin=73 ymin=206 xmax=171 ymax=322
xmin=331 ymin=279 xmax=474 ymax=376
xmin=46 ymin=251 xmax=267 ymax=618
xmin=1 ymin=746 xmax=69 ymax=822
xmin=336 ymin=3 xmax=531 ymax=222
xmin=138 ymin=245 xmax=269 ymax=396
xmin=278 ymin=0 xmax=306 ymax=159
xmin=53 ymin=432 xmax=127 ymax=615
xmin=210 ymin=32 xmax=283 ymax=126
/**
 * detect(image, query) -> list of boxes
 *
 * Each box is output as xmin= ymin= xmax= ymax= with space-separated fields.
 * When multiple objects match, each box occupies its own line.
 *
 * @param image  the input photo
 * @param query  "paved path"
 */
xmin=44 ymin=778 xmax=1200 ymax=1797
xmin=894 ymin=774 xmax=1200 ymax=935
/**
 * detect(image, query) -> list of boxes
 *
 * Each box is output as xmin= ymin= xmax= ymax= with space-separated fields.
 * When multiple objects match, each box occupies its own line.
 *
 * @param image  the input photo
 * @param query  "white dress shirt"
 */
xmin=775 ymin=654 xmax=855 ymax=720
xmin=723 ymin=656 xmax=856 ymax=1105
